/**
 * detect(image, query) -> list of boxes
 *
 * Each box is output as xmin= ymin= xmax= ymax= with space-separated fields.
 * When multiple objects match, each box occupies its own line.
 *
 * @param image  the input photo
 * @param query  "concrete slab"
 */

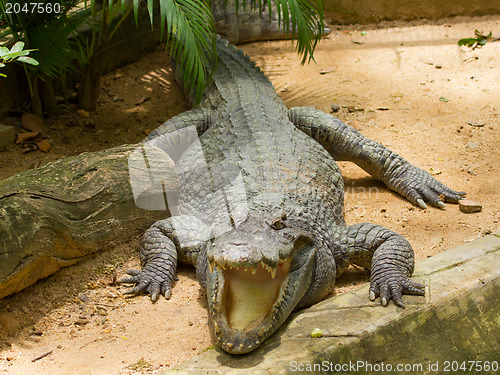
xmin=164 ymin=230 xmax=500 ymax=374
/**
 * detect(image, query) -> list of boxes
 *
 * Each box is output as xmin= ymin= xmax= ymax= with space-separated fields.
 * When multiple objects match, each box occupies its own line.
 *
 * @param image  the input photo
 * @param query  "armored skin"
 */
xmin=120 ymin=38 xmax=465 ymax=354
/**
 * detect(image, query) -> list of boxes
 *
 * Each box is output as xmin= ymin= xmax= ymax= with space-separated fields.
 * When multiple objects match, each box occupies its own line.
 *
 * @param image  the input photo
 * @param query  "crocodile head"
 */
xmin=205 ymin=211 xmax=316 ymax=354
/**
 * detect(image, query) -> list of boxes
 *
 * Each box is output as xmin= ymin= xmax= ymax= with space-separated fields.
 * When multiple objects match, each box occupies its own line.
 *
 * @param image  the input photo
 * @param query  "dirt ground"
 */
xmin=0 ymin=15 xmax=499 ymax=375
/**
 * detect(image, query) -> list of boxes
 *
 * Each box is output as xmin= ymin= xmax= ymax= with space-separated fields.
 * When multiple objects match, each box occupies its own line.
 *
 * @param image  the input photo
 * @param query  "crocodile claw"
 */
xmin=117 ymin=268 xmax=174 ymax=302
xmin=383 ymin=162 xmax=466 ymax=209
xmin=369 ymin=265 xmax=424 ymax=308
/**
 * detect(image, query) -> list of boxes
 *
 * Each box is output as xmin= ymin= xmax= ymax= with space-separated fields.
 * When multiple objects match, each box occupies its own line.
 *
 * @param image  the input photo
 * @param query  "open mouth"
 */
xmin=222 ymin=259 xmax=291 ymax=331
xmin=207 ymin=235 xmax=315 ymax=353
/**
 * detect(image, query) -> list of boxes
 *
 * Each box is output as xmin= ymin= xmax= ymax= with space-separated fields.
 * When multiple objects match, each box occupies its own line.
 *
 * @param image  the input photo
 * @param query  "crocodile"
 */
xmin=119 ymin=37 xmax=466 ymax=354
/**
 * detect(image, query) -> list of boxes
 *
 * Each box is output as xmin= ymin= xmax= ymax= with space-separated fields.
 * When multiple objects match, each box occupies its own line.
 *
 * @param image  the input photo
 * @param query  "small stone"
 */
xmin=311 ymin=328 xmax=322 ymax=338
xmin=0 ymin=124 xmax=16 ymax=148
xmin=466 ymin=142 xmax=480 ymax=150
xmin=78 ymin=293 xmax=89 ymax=302
xmin=330 ymin=104 xmax=340 ymax=112
xmin=459 ymin=200 xmax=482 ymax=214
xmin=74 ymin=317 xmax=89 ymax=326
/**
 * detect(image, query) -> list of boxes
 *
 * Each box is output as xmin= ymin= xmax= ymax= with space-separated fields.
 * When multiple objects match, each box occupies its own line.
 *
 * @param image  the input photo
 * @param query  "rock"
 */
xmin=0 ymin=124 xmax=16 ymax=148
xmin=78 ymin=293 xmax=90 ymax=302
xmin=330 ymin=104 xmax=340 ymax=113
xmin=466 ymin=142 xmax=480 ymax=150
xmin=74 ymin=318 xmax=89 ymax=326
xmin=459 ymin=200 xmax=482 ymax=214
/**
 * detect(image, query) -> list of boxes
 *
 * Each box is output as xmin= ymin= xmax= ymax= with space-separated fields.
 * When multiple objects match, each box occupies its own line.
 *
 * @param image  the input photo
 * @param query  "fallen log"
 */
xmin=0 ymin=144 xmax=177 ymax=299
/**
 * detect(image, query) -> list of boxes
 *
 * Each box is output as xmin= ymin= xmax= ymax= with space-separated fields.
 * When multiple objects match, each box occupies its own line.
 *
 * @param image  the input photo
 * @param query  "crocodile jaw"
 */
xmin=207 ymin=245 xmax=315 ymax=354
xmin=224 ymin=260 xmax=290 ymax=331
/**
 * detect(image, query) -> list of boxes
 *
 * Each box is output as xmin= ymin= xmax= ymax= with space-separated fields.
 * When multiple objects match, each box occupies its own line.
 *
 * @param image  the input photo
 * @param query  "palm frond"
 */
xmin=236 ymin=0 xmax=323 ymax=64
xmin=149 ymin=0 xmax=216 ymax=105
xmin=27 ymin=18 xmax=79 ymax=79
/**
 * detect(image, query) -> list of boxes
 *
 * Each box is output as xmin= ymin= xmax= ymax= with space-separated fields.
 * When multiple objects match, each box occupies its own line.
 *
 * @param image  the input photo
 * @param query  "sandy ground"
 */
xmin=0 ymin=15 xmax=499 ymax=374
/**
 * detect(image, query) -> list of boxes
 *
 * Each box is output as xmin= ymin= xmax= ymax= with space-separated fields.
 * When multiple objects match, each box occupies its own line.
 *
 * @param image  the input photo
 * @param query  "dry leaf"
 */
xmin=22 ymin=113 xmax=47 ymax=136
xmin=16 ymin=131 xmax=40 ymax=144
xmin=37 ymin=139 xmax=51 ymax=152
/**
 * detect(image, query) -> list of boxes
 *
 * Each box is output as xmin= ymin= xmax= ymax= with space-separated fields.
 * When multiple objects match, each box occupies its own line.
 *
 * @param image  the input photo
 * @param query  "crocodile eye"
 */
xmin=270 ymin=218 xmax=286 ymax=230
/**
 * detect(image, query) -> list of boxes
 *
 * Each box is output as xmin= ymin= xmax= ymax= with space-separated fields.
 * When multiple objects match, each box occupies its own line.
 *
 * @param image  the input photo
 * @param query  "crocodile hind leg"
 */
xmin=289 ymin=107 xmax=466 ymax=208
xmin=331 ymin=223 xmax=424 ymax=307
xmin=118 ymin=216 xmax=211 ymax=301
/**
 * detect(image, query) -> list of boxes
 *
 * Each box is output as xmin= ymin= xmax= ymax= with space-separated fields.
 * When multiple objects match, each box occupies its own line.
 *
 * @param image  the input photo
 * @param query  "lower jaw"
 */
xmin=223 ymin=265 xmax=288 ymax=331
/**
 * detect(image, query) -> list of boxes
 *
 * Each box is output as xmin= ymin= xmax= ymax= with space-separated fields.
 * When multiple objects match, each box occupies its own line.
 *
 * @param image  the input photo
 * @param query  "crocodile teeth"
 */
xmin=208 ymin=261 xmax=214 ymax=274
xmin=258 ymin=261 xmax=278 ymax=278
xmin=270 ymin=267 xmax=276 ymax=279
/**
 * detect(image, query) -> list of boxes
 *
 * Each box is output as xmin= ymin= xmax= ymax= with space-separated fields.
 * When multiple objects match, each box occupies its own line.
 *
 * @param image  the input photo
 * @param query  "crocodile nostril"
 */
xmin=228 ymin=240 xmax=248 ymax=246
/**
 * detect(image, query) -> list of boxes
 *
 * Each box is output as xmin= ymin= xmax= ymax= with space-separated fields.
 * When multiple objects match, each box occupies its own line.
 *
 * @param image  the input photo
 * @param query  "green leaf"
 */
xmin=18 ymin=56 xmax=39 ymax=66
xmin=439 ymin=97 xmax=449 ymax=102
xmin=0 ymin=73 xmax=7 ymax=78
xmin=458 ymin=38 xmax=477 ymax=47
xmin=0 ymin=63 xmax=5 ymax=68
xmin=459 ymin=29 xmax=493 ymax=49
xmin=0 ymin=47 xmax=10 ymax=57
xmin=11 ymin=41 xmax=25 ymax=53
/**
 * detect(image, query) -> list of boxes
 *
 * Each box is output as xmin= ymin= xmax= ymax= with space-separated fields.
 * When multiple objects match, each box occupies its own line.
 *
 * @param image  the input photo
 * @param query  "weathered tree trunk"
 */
xmin=0 ymin=144 xmax=177 ymax=299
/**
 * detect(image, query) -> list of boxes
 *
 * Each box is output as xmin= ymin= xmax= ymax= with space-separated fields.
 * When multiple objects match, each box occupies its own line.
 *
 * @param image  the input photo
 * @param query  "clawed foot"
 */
xmin=383 ymin=162 xmax=466 ymax=209
xmin=117 ymin=268 xmax=176 ymax=302
xmin=369 ymin=265 xmax=424 ymax=308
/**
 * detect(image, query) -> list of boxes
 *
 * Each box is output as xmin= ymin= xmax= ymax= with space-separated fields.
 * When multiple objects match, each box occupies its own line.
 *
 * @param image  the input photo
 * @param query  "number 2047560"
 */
xmin=5 ymin=2 xmax=61 ymax=14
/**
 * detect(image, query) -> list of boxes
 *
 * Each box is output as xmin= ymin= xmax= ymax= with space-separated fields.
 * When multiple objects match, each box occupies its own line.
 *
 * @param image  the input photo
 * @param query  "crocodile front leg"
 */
xmin=118 ymin=216 xmax=211 ymax=301
xmin=331 ymin=223 xmax=424 ymax=307
xmin=289 ymin=107 xmax=466 ymax=208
